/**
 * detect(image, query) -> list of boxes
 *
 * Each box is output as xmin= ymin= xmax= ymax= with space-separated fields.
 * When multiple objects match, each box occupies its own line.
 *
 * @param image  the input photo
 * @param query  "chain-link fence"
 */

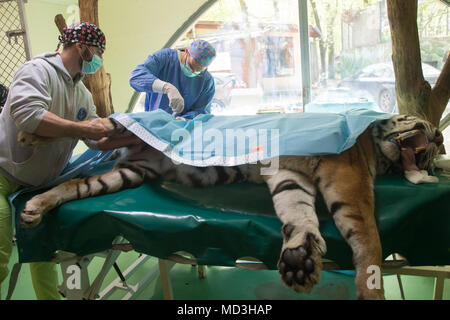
xmin=0 ymin=0 xmax=29 ymax=88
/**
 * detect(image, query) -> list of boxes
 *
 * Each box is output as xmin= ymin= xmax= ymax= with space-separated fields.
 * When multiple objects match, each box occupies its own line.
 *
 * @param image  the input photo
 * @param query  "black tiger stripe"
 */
xmin=297 ymin=201 xmax=313 ymax=208
xmin=134 ymin=164 xmax=159 ymax=178
xmin=312 ymin=159 xmax=322 ymax=174
xmin=346 ymin=229 xmax=356 ymax=239
xmin=215 ymin=166 xmax=229 ymax=185
xmin=76 ymin=183 xmax=81 ymax=200
xmin=117 ymin=163 xmax=146 ymax=179
xmin=348 ymin=150 xmax=354 ymax=167
xmin=187 ymin=173 xmax=204 ymax=188
xmin=314 ymin=176 xmax=321 ymax=186
xmin=234 ymin=166 xmax=245 ymax=182
xmin=384 ymin=129 xmax=417 ymax=141
xmin=119 ymin=169 xmax=134 ymax=189
xmin=396 ymin=118 xmax=409 ymax=122
xmin=330 ymin=201 xmax=347 ymax=215
xmin=110 ymin=119 xmax=126 ymax=133
xmin=84 ymin=177 xmax=91 ymax=195
xmin=344 ymin=213 xmax=365 ymax=223
xmin=323 ymin=181 xmax=333 ymax=190
xmin=283 ymin=224 xmax=295 ymax=240
xmin=271 ymin=179 xmax=314 ymax=197
xmin=97 ymin=177 xmax=109 ymax=195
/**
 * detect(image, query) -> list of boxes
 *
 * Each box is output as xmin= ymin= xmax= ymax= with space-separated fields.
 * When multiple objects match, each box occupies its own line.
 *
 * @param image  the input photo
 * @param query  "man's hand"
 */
xmin=84 ymin=135 xmax=142 ymax=150
xmin=82 ymin=118 xmax=116 ymax=140
xmin=163 ymin=82 xmax=184 ymax=114
xmin=33 ymin=112 xmax=116 ymax=141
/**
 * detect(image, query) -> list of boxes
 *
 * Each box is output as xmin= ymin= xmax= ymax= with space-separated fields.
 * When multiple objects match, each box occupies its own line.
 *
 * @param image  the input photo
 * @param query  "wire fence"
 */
xmin=0 ymin=0 xmax=28 ymax=88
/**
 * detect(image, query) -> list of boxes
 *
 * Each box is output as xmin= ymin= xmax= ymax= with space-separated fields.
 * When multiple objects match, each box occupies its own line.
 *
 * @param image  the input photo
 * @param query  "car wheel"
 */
xmin=210 ymin=98 xmax=226 ymax=114
xmin=378 ymin=89 xmax=397 ymax=113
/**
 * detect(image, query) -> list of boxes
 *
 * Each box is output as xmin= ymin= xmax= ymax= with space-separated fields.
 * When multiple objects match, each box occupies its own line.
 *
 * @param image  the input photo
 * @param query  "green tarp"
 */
xmin=14 ymin=161 xmax=450 ymax=269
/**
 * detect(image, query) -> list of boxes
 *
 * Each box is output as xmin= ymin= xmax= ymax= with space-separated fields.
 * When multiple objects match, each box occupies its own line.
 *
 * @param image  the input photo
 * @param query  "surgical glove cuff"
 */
xmin=152 ymin=79 xmax=168 ymax=94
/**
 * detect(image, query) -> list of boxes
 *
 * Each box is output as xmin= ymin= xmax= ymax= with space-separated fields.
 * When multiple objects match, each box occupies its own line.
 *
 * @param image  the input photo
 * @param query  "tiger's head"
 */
xmin=371 ymin=114 xmax=444 ymax=175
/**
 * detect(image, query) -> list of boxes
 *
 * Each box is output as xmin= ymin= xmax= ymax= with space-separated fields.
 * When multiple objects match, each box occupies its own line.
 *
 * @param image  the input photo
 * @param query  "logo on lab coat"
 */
xmin=77 ymin=107 xmax=88 ymax=121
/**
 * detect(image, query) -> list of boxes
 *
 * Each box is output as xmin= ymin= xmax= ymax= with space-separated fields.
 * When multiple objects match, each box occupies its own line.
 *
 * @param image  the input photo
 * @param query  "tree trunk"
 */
xmin=78 ymin=0 xmax=114 ymax=117
xmin=326 ymin=1 xmax=337 ymax=80
xmin=309 ymin=0 xmax=327 ymax=80
xmin=238 ymin=0 xmax=255 ymax=87
xmin=386 ymin=0 xmax=449 ymax=127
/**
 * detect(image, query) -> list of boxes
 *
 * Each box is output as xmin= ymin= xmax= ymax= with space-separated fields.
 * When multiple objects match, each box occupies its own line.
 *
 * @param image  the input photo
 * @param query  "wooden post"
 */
xmin=54 ymin=14 xmax=67 ymax=35
xmin=77 ymin=0 xmax=114 ymax=117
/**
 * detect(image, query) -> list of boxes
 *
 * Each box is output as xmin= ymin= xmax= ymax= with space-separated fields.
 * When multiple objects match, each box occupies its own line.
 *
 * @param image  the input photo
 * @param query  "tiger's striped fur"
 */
xmin=19 ymin=114 xmax=443 ymax=299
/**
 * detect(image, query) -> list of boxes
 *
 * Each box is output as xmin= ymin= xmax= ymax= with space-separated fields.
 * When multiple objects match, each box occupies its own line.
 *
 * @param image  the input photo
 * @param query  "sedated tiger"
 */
xmin=18 ymin=114 xmax=443 ymax=300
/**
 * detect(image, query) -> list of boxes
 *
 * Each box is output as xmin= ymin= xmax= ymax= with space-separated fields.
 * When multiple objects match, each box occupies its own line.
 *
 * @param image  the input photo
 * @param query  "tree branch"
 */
xmin=428 ymin=56 xmax=450 ymax=126
xmin=432 ymin=56 xmax=450 ymax=113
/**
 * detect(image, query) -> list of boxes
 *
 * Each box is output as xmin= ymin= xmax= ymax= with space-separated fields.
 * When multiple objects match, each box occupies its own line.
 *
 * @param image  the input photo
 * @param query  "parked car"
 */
xmin=338 ymin=62 xmax=441 ymax=113
xmin=305 ymin=87 xmax=379 ymax=113
xmin=211 ymin=72 xmax=246 ymax=113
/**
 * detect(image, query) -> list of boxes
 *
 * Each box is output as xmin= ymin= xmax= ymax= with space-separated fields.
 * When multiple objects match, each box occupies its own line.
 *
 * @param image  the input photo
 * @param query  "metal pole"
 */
xmin=298 ymin=0 xmax=311 ymax=109
xmin=17 ymin=0 xmax=31 ymax=60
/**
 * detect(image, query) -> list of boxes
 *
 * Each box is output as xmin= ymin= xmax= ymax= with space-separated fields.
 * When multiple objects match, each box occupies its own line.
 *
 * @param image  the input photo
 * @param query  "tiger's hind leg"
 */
xmin=20 ymin=165 xmax=147 ymax=228
xmin=265 ymin=169 xmax=326 ymax=294
xmin=315 ymin=154 xmax=385 ymax=300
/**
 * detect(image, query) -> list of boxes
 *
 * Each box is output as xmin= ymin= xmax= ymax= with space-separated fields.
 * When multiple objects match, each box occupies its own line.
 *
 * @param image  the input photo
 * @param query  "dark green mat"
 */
xmin=14 ymin=161 xmax=450 ymax=269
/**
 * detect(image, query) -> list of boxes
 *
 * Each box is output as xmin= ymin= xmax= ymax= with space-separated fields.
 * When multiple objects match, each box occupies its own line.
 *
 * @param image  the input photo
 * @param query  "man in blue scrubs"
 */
xmin=130 ymin=40 xmax=216 ymax=120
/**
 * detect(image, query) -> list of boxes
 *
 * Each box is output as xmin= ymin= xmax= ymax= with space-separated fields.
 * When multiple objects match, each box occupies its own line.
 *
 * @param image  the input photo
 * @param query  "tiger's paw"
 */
xmin=18 ymin=131 xmax=55 ymax=147
xmin=20 ymin=195 xmax=56 ymax=228
xmin=278 ymin=226 xmax=326 ymax=293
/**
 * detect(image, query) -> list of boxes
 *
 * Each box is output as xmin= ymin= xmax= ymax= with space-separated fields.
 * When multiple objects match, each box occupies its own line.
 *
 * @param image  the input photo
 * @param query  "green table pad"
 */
xmin=14 ymin=161 xmax=450 ymax=269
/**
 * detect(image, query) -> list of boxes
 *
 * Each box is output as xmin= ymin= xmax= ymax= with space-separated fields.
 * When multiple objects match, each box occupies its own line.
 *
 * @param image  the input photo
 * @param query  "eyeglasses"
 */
xmin=85 ymin=45 xmax=104 ymax=57
xmin=392 ymin=129 xmax=429 ymax=154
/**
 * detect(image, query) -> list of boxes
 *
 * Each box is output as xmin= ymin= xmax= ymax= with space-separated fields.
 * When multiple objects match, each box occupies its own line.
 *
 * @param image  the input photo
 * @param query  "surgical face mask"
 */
xmin=181 ymin=60 xmax=201 ymax=78
xmin=81 ymin=47 xmax=103 ymax=74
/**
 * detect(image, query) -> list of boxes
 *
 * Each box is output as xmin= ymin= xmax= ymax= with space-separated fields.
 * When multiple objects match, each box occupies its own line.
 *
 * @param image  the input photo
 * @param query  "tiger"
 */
xmin=18 ymin=113 xmax=444 ymax=300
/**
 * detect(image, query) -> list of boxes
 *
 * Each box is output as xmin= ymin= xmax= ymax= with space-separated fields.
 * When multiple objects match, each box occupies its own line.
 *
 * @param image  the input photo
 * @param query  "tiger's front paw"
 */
xmin=20 ymin=195 xmax=56 ymax=228
xmin=103 ymin=118 xmax=126 ymax=135
xmin=18 ymin=131 xmax=55 ymax=147
xmin=278 ymin=226 xmax=326 ymax=293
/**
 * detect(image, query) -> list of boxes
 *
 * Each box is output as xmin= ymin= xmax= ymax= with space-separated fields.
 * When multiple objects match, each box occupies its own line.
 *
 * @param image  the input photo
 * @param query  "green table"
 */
xmin=14 ymin=161 xmax=450 ymax=269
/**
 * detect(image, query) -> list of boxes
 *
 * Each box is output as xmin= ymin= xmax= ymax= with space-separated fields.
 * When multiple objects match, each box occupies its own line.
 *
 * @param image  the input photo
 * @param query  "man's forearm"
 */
xmin=85 ymin=135 xmax=142 ymax=150
xmin=33 ymin=112 xmax=112 ymax=140
xmin=33 ymin=112 xmax=87 ymax=138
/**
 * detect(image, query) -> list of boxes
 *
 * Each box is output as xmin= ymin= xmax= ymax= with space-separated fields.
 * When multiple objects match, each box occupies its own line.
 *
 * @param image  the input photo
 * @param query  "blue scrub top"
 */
xmin=129 ymin=48 xmax=215 ymax=119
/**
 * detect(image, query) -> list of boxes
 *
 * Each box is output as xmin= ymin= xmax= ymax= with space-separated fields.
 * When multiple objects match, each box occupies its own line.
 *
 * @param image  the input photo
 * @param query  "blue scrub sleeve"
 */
xmin=182 ymin=80 xmax=215 ymax=119
xmin=129 ymin=51 xmax=166 ymax=92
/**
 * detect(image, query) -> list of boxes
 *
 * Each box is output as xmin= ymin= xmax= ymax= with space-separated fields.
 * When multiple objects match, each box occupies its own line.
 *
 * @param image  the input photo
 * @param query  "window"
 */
xmin=307 ymin=0 xmax=448 ymax=116
xmin=132 ymin=0 xmax=303 ymax=116
xmin=131 ymin=0 xmax=448 ymax=128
